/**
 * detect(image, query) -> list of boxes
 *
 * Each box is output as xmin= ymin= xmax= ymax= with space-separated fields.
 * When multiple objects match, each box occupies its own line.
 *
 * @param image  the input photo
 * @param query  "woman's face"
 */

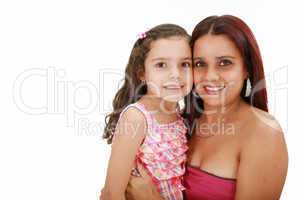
xmin=193 ymin=34 xmax=248 ymax=108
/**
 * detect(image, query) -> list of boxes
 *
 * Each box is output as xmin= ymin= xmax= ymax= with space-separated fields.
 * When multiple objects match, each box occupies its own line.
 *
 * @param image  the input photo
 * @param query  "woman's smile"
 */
xmin=203 ymin=84 xmax=226 ymax=95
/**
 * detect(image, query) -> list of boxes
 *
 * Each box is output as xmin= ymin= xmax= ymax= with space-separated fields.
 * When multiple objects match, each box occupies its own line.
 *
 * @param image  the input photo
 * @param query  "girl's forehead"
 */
xmin=151 ymin=36 xmax=189 ymax=45
xmin=147 ymin=38 xmax=191 ymax=60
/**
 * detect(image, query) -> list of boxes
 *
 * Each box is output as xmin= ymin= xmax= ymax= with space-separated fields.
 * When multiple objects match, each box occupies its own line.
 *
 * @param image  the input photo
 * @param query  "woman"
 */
xmin=123 ymin=15 xmax=288 ymax=200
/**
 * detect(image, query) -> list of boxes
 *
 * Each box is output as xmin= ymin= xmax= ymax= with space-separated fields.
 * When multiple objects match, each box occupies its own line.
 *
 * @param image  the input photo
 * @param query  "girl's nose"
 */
xmin=170 ymin=66 xmax=180 ymax=80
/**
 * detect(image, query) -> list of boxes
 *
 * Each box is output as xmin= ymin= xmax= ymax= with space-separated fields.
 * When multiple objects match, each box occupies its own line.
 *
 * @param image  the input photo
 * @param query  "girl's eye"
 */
xmin=219 ymin=59 xmax=233 ymax=67
xmin=155 ymin=62 xmax=167 ymax=68
xmin=194 ymin=61 xmax=207 ymax=68
xmin=182 ymin=62 xmax=191 ymax=68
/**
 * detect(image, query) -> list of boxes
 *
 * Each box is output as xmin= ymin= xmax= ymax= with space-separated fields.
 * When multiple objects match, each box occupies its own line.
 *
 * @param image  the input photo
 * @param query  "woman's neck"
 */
xmin=202 ymin=98 xmax=246 ymax=124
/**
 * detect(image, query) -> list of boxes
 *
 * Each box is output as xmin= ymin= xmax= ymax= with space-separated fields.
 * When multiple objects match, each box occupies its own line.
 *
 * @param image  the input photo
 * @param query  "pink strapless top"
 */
xmin=183 ymin=165 xmax=236 ymax=200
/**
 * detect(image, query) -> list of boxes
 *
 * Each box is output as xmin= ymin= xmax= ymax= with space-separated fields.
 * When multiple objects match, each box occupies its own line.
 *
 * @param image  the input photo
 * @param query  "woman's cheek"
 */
xmin=224 ymin=78 xmax=244 ymax=100
xmin=193 ymin=70 xmax=203 ymax=85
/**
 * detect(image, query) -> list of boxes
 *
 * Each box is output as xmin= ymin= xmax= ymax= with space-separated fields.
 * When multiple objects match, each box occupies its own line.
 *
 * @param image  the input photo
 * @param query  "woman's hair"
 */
xmin=183 ymin=15 xmax=268 ymax=136
xmin=103 ymin=24 xmax=190 ymax=144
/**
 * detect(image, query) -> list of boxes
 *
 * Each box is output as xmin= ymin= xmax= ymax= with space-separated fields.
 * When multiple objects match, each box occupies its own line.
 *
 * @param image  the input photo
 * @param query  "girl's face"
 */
xmin=142 ymin=37 xmax=193 ymax=102
xmin=193 ymin=34 xmax=248 ymax=108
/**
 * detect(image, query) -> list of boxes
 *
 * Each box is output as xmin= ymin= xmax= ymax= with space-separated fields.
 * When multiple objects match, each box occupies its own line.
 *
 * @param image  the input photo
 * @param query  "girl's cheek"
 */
xmin=185 ymin=69 xmax=193 ymax=82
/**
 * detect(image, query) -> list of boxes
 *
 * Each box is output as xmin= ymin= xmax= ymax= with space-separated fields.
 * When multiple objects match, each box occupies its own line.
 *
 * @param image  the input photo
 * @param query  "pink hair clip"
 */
xmin=138 ymin=32 xmax=147 ymax=39
xmin=138 ymin=28 xmax=149 ymax=39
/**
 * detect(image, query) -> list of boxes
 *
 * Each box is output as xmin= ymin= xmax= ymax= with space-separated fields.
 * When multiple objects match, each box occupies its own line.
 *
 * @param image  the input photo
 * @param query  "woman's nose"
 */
xmin=205 ymin=67 xmax=220 ymax=81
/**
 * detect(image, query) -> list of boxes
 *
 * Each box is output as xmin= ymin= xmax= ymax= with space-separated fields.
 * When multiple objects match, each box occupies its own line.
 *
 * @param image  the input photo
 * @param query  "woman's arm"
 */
xmin=102 ymin=107 xmax=147 ymax=200
xmin=125 ymin=162 xmax=165 ymax=200
xmin=234 ymin=124 xmax=288 ymax=200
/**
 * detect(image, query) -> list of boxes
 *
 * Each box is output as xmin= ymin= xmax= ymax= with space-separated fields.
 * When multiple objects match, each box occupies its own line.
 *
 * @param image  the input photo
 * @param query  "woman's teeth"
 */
xmin=203 ymin=85 xmax=225 ymax=94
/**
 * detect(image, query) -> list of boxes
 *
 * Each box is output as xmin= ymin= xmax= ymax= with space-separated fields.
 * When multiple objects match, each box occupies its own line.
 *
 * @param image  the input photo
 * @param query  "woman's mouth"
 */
xmin=203 ymin=85 xmax=225 ymax=95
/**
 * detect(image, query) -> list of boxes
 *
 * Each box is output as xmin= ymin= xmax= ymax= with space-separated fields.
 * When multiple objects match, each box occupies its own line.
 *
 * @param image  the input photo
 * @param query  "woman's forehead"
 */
xmin=193 ymin=34 xmax=241 ymax=57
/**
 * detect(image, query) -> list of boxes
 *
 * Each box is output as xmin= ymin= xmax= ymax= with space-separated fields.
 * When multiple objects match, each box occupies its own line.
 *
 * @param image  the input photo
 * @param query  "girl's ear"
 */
xmin=139 ymin=75 xmax=145 ymax=81
xmin=137 ymin=69 xmax=145 ymax=81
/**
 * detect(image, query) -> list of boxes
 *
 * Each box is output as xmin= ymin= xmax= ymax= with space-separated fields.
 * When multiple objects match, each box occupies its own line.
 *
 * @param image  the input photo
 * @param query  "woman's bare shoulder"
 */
xmin=248 ymin=106 xmax=282 ymax=134
xmin=241 ymin=106 xmax=287 ymax=156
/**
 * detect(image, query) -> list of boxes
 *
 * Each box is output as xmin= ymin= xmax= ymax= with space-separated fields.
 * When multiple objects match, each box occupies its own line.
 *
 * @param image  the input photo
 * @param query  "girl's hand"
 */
xmin=99 ymin=188 xmax=104 ymax=200
xmin=125 ymin=163 xmax=164 ymax=200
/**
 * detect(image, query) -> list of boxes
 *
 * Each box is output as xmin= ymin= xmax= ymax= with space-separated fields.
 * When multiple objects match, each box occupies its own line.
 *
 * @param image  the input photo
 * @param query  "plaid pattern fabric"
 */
xmin=157 ymin=178 xmax=185 ymax=200
xmin=122 ymin=102 xmax=188 ymax=200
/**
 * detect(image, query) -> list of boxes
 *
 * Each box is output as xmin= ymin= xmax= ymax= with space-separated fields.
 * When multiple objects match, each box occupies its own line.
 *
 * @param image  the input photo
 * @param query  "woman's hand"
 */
xmin=125 ymin=163 xmax=164 ymax=200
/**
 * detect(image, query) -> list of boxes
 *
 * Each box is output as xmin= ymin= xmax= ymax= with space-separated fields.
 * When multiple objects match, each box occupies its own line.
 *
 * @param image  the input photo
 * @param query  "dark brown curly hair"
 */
xmin=103 ymin=24 xmax=190 ymax=144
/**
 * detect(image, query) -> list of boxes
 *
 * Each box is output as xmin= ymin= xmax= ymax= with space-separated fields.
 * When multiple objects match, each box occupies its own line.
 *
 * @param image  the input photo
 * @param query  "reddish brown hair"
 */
xmin=183 ymin=15 xmax=268 ymax=135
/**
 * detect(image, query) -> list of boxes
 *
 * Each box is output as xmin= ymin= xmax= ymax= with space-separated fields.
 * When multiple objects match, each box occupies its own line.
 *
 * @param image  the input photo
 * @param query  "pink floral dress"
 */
xmin=117 ymin=102 xmax=188 ymax=200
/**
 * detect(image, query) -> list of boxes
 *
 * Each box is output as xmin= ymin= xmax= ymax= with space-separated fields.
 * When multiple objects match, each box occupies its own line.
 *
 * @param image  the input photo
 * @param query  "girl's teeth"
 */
xmin=164 ymin=85 xmax=183 ymax=89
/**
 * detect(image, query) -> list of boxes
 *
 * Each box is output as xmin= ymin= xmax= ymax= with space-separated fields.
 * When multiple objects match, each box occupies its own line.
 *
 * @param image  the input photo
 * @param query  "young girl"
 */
xmin=101 ymin=24 xmax=193 ymax=200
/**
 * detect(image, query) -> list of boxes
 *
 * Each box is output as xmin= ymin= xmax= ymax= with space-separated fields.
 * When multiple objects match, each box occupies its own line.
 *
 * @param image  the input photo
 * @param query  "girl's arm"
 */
xmin=234 ymin=124 xmax=288 ymax=200
xmin=102 ymin=107 xmax=147 ymax=200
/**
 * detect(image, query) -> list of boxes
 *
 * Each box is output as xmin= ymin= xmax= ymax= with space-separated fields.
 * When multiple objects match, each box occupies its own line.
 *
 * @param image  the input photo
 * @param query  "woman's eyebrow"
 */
xmin=216 ymin=56 xmax=236 ymax=59
xmin=193 ymin=56 xmax=236 ymax=61
xmin=193 ymin=57 xmax=204 ymax=61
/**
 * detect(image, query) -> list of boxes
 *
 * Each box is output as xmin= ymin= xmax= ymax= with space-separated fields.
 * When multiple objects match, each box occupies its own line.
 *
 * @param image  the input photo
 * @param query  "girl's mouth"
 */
xmin=163 ymin=84 xmax=184 ymax=90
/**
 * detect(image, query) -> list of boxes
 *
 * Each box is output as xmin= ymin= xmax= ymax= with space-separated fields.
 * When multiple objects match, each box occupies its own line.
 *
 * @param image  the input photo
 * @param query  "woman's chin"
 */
xmin=201 ymin=97 xmax=226 ymax=109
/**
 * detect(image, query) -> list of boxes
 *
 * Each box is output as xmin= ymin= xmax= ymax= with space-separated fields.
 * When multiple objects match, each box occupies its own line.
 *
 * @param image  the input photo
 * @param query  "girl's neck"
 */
xmin=140 ymin=95 xmax=179 ymax=114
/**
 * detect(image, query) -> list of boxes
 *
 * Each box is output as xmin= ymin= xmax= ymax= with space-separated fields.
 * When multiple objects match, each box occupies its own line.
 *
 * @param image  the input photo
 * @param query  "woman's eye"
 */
xmin=182 ymin=62 xmax=191 ymax=68
xmin=194 ymin=61 xmax=206 ymax=68
xmin=155 ymin=62 xmax=167 ymax=68
xmin=219 ymin=59 xmax=233 ymax=67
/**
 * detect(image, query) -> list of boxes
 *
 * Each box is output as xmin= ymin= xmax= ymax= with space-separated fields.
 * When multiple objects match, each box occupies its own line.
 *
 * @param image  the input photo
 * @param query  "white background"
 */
xmin=0 ymin=0 xmax=298 ymax=199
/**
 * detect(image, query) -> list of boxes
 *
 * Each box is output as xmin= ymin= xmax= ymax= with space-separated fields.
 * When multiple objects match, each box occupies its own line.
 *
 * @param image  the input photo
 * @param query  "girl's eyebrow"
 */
xmin=181 ymin=57 xmax=192 ymax=61
xmin=151 ymin=57 xmax=192 ymax=61
xmin=151 ymin=57 xmax=169 ymax=61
